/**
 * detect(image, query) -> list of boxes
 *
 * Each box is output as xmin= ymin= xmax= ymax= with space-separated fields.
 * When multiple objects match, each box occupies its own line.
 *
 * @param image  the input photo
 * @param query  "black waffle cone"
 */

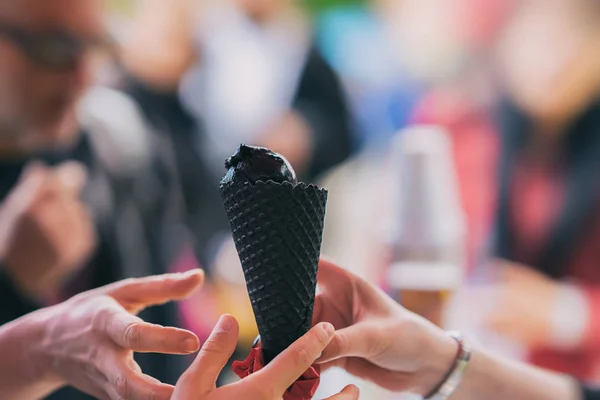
xmin=220 ymin=180 xmax=327 ymax=363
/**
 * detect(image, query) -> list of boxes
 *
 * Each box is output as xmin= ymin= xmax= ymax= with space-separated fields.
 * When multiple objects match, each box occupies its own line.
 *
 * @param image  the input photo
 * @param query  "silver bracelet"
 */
xmin=425 ymin=332 xmax=472 ymax=400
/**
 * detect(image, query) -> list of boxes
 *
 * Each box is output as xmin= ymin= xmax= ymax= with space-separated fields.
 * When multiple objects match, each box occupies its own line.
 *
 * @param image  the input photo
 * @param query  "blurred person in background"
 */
xmin=118 ymin=0 xmax=353 ymax=269
xmin=413 ymin=0 xmax=600 ymax=382
xmin=0 ymin=0 xmax=200 ymax=397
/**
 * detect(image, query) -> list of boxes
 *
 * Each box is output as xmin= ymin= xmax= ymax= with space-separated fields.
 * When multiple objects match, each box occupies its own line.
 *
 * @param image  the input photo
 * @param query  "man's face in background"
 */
xmin=0 ymin=0 xmax=105 ymax=152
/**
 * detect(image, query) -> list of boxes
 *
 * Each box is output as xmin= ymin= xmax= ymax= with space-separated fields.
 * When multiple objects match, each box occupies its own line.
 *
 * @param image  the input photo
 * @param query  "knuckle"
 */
xmin=88 ymin=345 xmax=101 ymax=365
xmin=91 ymin=306 xmax=111 ymax=333
xmin=293 ymin=345 xmax=314 ymax=367
xmin=84 ymin=346 xmax=102 ymax=375
xmin=90 ymin=300 xmax=117 ymax=332
xmin=335 ymin=333 xmax=349 ymax=354
xmin=113 ymin=374 xmax=129 ymax=399
xmin=314 ymin=326 xmax=330 ymax=346
xmin=149 ymin=390 xmax=160 ymax=400
xmin=123 ymin=322 xmax=142 ymax=349
xmin=200 ymin=333 xmax=226 ymax=355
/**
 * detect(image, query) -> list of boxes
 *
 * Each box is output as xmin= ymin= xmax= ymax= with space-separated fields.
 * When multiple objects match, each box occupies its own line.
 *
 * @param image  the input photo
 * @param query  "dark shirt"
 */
xmin=121 ymin=75 xmax=228 ymax=269
xmin=583 ymin=385 xmax=600 ymax=400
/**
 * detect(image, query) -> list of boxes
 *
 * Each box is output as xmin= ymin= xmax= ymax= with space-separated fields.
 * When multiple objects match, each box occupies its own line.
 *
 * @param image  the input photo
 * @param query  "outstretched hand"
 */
xmin=35 ymin=270 xmax=204 ymax=400
xmin=173 ymin=315 xmax=359 ymax=400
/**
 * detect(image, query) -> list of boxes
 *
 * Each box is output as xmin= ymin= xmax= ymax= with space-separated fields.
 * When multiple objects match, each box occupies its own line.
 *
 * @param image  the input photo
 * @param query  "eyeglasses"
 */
xmin=0 ymin=23 xmax=115 ymax=71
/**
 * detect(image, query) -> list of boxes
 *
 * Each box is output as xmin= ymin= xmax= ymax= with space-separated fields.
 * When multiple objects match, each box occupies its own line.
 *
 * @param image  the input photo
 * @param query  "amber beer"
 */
xmin=388 ymin=248 xmax=462 ymax=327
xmin=387 ymin=126 xmax=465 ymax=327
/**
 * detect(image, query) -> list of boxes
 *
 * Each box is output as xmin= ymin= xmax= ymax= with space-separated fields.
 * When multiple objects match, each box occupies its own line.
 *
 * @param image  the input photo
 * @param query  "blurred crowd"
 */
xmin=1 ymin=0 xmax=600 ymax=398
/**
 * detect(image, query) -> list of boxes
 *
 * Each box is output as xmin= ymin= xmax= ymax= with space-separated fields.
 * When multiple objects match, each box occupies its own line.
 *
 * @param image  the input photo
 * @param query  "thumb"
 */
xmin=53 ymin=161 xmax=87 ymax=196
xmin=175 ymin=315 xmax=239 ymax=396
xmin=94 ymin=270 xmax=204 ymax=313
xmin=317 ymin=323 xmax=380 ymax=364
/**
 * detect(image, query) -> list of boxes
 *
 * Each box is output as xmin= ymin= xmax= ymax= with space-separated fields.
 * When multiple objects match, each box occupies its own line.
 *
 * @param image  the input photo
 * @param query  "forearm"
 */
xmin=0 ymin=309 xmax=63 ymax=399
xmin=451 ymin=347 xmax=580 ymax=400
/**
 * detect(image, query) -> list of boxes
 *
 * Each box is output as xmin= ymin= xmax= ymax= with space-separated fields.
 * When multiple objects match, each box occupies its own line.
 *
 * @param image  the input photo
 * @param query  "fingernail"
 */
xmin=175 ymin=269 xmax=203 ymax=281
xmin=182 ymin=337 xmax=199 ymax=353
xmin=321 ymin=323 xmax=334 ymax=337
xmin=349 ymin=385 xmax=360 ymax=394
xmin=180 ymin=269 xmax=201 ymax=278
xmin=214 ymin=315 xmax=234 ymax=333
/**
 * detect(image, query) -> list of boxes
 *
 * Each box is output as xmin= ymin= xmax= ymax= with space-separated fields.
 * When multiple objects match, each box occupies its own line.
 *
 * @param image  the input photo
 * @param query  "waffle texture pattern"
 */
xmin=220 ymin=179 xmax=327 ymax=362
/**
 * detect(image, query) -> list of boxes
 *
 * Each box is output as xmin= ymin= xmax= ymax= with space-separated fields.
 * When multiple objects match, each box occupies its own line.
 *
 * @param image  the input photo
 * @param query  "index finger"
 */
xmin=250 ymin=322 xmax=334 ymax=395
xmin=100 ymin=309 xmax=200 ymax=354
xmin=97 ymin=270 xmax=204 ymax=312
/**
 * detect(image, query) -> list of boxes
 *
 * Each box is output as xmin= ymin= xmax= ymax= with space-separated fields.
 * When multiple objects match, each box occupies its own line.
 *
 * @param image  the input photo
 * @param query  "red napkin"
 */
xmin=232 ymin=346 xmax=321 ymax=400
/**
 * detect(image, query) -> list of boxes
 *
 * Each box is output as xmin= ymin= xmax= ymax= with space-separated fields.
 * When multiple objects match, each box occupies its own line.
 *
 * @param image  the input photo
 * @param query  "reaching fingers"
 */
xmin=316 ymin=259 xmax=354 ymax=293
xmin=312 ymin=293 xmax=351 ymax=331
xmin=323 ymin=385 xmax=360 ymax=400
xmin=94 ymin=343 xmax=175 ymax=400
xmin=175 ymin=315 xmax=239 ymax=396
xmin=250 ymin=322 xmax=335 ymax=396
xmin=99 ymin=269 xmax=204 ymax=312
xmin=312 ymin=260 xmax=356 ymax=328
xmin=97 ymin=305 xmax=199 ymax=354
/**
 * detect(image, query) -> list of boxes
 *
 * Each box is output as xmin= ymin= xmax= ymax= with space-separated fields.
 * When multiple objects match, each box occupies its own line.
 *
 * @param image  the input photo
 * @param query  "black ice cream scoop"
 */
xmin=221 ymin=144 xmax=297 ymax=186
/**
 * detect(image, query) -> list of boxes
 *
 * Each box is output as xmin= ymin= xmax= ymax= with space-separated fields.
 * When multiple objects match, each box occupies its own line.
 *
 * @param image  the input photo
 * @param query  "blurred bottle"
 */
xmin=386 ymin=125 xmax=465 ymax=327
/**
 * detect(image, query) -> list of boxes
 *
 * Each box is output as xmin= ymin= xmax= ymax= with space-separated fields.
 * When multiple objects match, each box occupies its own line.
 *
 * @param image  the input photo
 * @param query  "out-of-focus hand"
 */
xmin=0 ymin=161 xmax=96 ymax=299
xmin=33 ymin=270 xmax=203 ymax=400
xmin=313 ymin=260 xmax=458 ymax=396
xmin=259 ymin=111 xmax=313 ymax=175
xmin=485 ymin=262 xmax=561 ymax=348
xmin=173 ymin=315 xmax=359 ymax=400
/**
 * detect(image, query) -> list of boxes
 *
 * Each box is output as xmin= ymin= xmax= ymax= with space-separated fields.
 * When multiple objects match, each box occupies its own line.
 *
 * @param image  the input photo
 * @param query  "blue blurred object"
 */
xmin=304 ymin=0 xmax=366 ymax=15
xmin=314 ymin=5 xmax=423 ymax=151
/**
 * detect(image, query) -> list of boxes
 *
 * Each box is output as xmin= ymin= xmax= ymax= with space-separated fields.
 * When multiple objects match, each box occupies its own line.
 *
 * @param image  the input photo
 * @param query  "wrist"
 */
xmin=22 ymin=308 xmax=65 ymax=388
xmin=416 ymin=327 xmax=459 ymax=397
xmin=0 ymin=309 xmax=66 ymax=398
